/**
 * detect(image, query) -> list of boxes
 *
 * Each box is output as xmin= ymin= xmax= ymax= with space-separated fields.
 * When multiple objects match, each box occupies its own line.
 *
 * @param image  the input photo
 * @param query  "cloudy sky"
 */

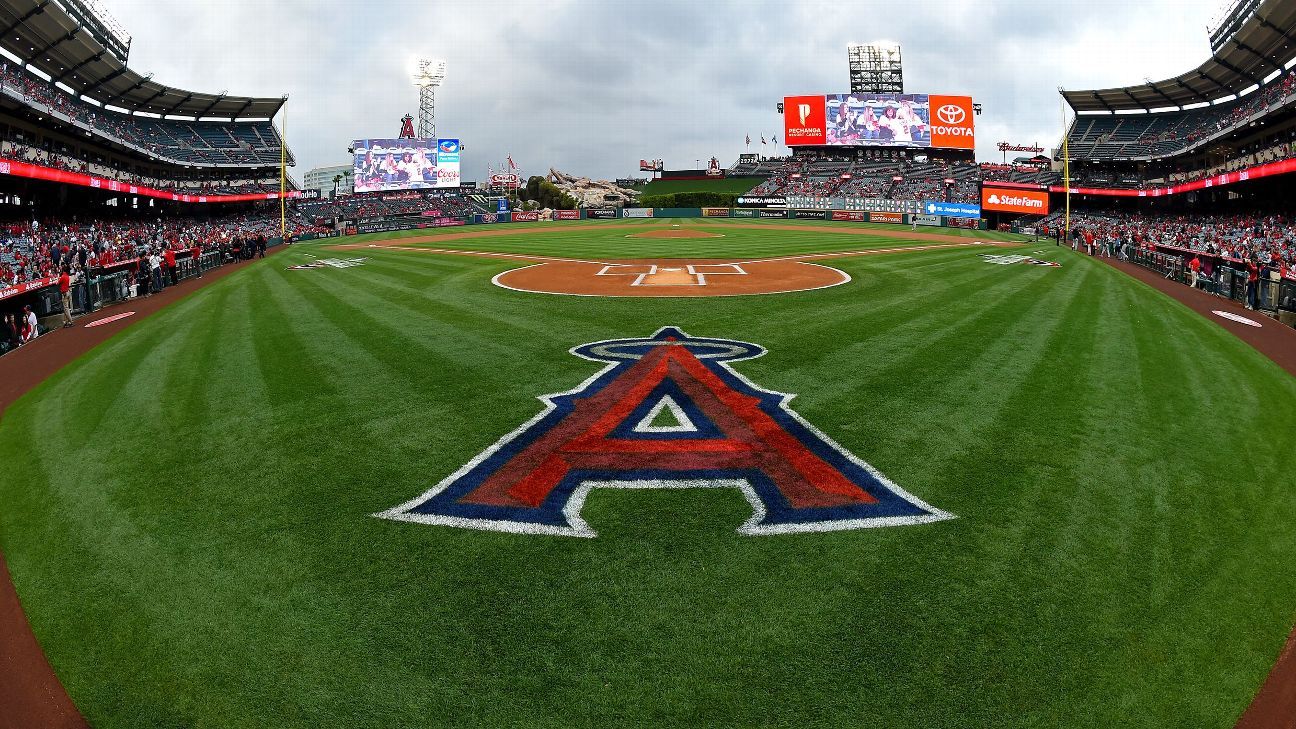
xmin=98 ymin=0 xmax=1227 ymax=182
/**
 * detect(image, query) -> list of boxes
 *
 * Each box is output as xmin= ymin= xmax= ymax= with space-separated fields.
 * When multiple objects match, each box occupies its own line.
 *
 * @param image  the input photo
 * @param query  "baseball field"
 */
xmin=2 ymin=218 xmax=1295 ymax=727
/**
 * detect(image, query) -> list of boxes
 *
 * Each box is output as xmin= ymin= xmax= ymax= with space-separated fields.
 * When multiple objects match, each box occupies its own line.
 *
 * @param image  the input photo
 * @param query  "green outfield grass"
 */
xmin=339 ymin=218 xmax=1025 ymax=259
xmin=2 ymin=219 xmax=1294 ymax=728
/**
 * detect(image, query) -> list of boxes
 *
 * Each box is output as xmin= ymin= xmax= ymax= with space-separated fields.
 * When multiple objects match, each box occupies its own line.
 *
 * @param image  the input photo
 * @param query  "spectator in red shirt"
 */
xmin=57 ymin=266 xmax=73 ymax=328
xmin=164 ymin=247 xmax=178 ymax=287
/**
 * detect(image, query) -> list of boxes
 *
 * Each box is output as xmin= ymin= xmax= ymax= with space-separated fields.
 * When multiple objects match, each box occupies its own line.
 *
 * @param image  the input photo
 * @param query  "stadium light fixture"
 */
xmin=411 ymin=58 xmax=447 ymax=139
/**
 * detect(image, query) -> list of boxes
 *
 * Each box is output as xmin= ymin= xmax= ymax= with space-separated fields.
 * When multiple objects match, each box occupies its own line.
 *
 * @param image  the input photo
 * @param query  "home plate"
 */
xmin=84 ymin=311 xmax=135 ymax=328
xmin=1213 ymin=310 xmax=1262 ymax=327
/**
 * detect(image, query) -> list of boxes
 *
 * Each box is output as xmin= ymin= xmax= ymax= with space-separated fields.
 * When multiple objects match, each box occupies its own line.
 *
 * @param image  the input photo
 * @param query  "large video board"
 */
xmin=783 ymin=94 xmax=974 ymax=150
xmin=351 ymin=137 xmax=461 ymax=193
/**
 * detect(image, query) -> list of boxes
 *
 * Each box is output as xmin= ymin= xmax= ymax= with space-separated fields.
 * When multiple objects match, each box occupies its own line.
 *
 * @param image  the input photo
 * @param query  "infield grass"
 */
xmin=1 ymin=220 xmax=1294 ymax=728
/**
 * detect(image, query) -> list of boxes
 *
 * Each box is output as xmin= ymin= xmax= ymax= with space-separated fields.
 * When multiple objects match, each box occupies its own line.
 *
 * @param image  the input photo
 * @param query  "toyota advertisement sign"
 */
xmin=782 ymin=93 xmax=974 ymax=150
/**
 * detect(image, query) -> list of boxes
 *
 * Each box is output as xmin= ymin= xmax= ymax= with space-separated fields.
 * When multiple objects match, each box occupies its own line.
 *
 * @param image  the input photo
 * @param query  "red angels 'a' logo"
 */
xmin=377 ymin=328 xmax=953 ymax=537
xmin=398 ymin=114 xmax=416 ymax=139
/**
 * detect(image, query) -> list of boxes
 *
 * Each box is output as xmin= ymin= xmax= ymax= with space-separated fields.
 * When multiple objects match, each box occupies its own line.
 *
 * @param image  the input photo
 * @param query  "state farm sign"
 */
xmin=981 ymin=186 xmax=1050 ymax=215
xmin=783 ymin=95 xmax=827 ymax=146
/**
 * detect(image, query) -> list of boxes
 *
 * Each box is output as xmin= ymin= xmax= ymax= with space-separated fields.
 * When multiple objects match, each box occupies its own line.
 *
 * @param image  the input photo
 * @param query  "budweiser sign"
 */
xmin=996 ymin=142 xmax=1045 ymax=153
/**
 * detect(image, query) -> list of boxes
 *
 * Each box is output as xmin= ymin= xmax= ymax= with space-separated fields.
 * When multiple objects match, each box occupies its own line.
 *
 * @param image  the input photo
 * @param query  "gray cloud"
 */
xmin=99 ymin=0 xmax=1225 ymax=181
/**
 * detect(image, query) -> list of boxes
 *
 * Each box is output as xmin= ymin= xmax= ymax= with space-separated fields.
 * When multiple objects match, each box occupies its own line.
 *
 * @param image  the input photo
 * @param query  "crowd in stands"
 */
xmin=297 ymin=191 xmax=486 ymax=221
xmin=1066 ymin=68 xmax=1296 ymax=161
xmin=0 ymin=209 xmax=327 ymax=290
xmin=0 ymin=63 xmax=284 ymax=167
xmin=745 ymin=154 xmax=982 ymax=204
xmin=1042 ymin=208 xmax=1294 ymax=280
xmin=0 ymin=140 xmax=283 ymax=195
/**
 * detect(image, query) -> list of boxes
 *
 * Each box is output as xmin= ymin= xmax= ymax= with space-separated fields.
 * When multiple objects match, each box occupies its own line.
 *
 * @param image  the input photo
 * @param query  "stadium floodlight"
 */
xmin=411 ymin=59 xmax=447 ymax=140
xmin=848 ymin=43 xmax=903 ymax=95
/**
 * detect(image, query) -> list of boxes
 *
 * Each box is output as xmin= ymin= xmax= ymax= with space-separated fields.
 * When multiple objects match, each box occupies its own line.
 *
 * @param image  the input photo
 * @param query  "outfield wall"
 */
xmin=352 ymin=208 xmax=988 ymax=231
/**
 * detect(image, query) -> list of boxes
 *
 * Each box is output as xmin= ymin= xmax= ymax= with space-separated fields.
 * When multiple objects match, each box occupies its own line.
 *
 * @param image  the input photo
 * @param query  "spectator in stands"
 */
xmin=21 ymin=304 xmax=36 ymax=343
xmin=57 ymin=265 xmax=73 ymax=328
xmin=150 ymin=250 xmax=163 ymax=293
xmin=1246 ymin=255 xmax=1260 ymax=309
xmin=164 ymin=246 xmax=177 ymax=287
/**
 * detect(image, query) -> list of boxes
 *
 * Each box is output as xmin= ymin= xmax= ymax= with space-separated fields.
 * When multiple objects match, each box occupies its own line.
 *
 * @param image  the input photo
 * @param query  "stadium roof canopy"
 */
xmin=0 ymin=0 xmax=285 ymax=120
xmin=1062 ymin=0 xmax=1296 ymax=113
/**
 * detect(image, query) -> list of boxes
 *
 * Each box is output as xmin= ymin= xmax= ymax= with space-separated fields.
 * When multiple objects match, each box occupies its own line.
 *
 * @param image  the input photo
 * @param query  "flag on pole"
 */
xmin=772 ymin=134 xmax=778 ymax=145
xmin=760 ymin=135 xmax=767 ymax=145
xmin=745 ymin=134 xmax=751 ymax=147
xmin=507 ymin=155 xmax=516 ymax=170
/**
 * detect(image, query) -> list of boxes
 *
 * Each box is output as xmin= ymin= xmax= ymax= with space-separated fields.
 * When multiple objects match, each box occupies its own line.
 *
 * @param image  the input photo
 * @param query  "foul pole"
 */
xmin=279 ymin=101 xmax=287 ymax=238
xmin=1060 ymin=94 xmax=1070 ymax=236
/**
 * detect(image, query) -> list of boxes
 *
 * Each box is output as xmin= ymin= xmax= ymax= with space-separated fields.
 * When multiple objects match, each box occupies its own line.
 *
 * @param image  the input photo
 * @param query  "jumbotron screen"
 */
xmin=351 ymin=137 xmax=461 ymax=193
xmin=783 ymin=93 xmax=974 ymax=150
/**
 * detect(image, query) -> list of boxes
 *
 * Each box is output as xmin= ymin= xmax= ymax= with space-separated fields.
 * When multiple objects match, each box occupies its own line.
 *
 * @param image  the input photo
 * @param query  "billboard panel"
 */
xmin=435 ymin=138 xmax=461 ymax=189
xmin=921 ymin=201 xmax=981 ymax=218
xmin=783 ymin=94 xmax=974 ymax=150
xmin=982 ymin=186 xmax=1050 ymax=215
xmin=352 ymin=137 xmax=461 ymax=193
xmin=782 ymin=95 xmax=828 ymax=146
xmin=929 ymin=96 xmax=976 ymax=150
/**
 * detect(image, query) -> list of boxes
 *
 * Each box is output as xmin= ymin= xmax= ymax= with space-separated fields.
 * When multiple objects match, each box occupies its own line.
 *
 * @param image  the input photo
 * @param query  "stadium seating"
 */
xmin=297 ymin=192 xmax=487 ymax=221
xmin=0 ymin=140 xmax=284 ymax=194
xmin=742 ymin=154 xmax=993 ymax=204
xmin=1064 ymin=70 xmax=1296 ymax=161
xmin=0 ymin=64 xmax=285 ymax=167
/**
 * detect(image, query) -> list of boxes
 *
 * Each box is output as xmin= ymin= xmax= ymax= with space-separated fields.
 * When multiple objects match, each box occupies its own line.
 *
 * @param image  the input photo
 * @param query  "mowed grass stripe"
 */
xmin=0 ymin=233 xmax=1293 ymax=728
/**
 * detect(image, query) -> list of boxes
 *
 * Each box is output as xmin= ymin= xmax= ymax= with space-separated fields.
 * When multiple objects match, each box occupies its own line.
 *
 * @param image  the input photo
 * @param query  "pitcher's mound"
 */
xmin=628 ymin=229 xmax=725 ymax=239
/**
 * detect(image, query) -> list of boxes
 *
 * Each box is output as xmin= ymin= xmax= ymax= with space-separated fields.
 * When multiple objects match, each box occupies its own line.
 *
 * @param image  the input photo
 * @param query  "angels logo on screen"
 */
xmin=377 ymin=327 xmax=953 ymax=537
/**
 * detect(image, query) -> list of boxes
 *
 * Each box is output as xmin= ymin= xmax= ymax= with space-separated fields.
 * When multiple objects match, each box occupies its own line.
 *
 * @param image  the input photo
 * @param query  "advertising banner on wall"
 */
xmin=586 ymin=208 xmax=619 ymax=219
xmin=982 ymin=186 xmax=1050 ymax=214
xmin=832 ymin=210 xmax=867 ymax=222
xmin=736 ymin=195 xmax=788 ymax=208
xmin=512 ymin=211 xmax=541 ymax=222
xmin=623 ymin=208 xmax=655 ymax=218
xmin=555 ymin=210 xmax=581 ymax=220
xmin=758 ymin=209 xmax=788 ymax=219
xmin=793 ymin=209 xmax=829 ymax=220
xmin=732 ymin=208 xmax=757 ymax=218
xmin=913 ymin=214 xmax=941 ymax=226
xmin=921 ymin=200 xmax=981 ymax=218
xmin=869 ymin=211 xmax=904 ymax=224
xmin=701 ymin=207 xmax=731 ymax=217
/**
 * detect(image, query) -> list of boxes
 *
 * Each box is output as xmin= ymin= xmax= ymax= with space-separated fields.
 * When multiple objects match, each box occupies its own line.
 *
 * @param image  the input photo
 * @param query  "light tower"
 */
xmin=411 ymin=59 xmax=447 ymax=139
xmin=847 ymin=43 xmax=903 ymax=95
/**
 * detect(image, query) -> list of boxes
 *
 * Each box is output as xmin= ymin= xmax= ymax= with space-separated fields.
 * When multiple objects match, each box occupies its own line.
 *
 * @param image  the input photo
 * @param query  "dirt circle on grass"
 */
xmin=626 ymin=229 xmax=726 ymax=239
xmin=493 ymin=258 xmax=848 ymax=297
